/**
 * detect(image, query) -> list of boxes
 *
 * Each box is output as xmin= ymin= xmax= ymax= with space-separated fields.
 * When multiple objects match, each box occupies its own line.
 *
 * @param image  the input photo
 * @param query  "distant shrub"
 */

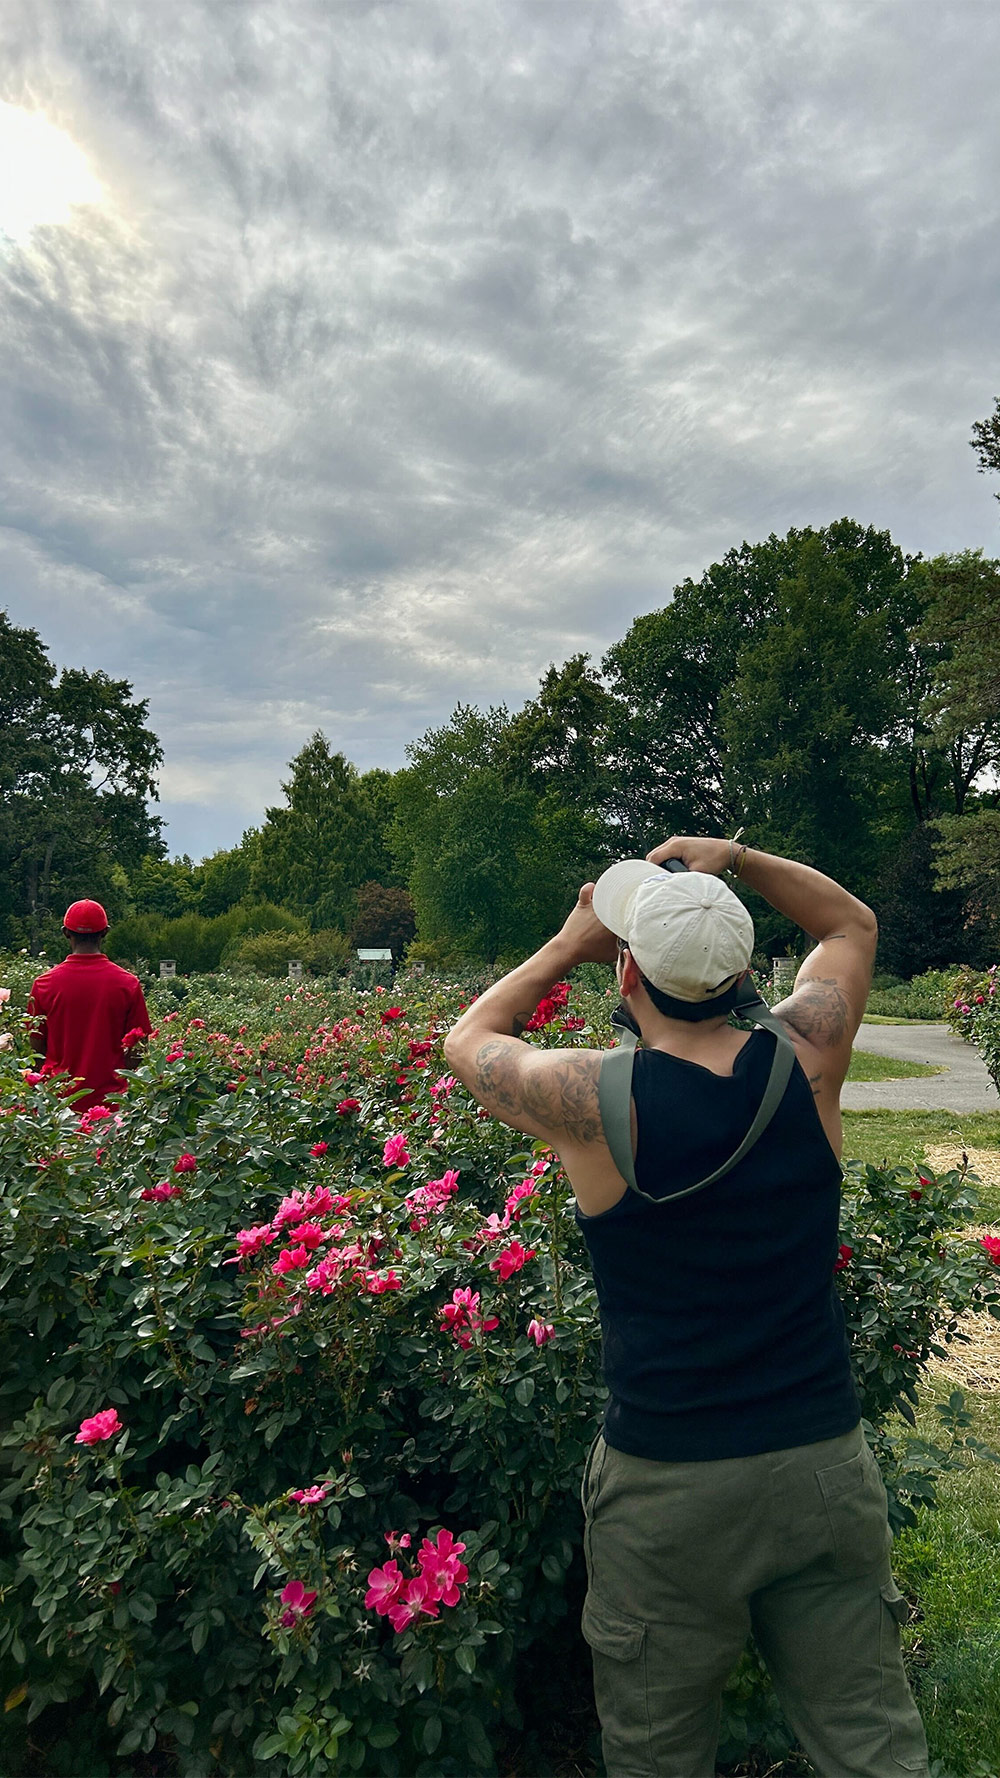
xmin=866 ymin=969 xmax=961 ymax=1020
xmin=234 ymin=927 xmax=352 ymax=979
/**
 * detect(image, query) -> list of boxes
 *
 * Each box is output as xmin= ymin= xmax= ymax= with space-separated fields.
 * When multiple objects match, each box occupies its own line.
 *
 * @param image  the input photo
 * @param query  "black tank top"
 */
xmin=577 ymin=1029 xmax=860 ymax=1461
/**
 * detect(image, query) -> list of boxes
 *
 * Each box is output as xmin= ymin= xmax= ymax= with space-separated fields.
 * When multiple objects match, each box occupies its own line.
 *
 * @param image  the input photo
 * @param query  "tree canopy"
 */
xmin=9 ymin=510 xmax=999 ymax=972
xmin=0 ymin=611 xmax=163 ymax=951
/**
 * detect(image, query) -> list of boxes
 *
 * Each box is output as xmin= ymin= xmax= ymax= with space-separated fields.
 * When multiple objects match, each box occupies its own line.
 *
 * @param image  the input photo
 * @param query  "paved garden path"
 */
xmin=841 ymin=1021 xmax=1000 ymax=1113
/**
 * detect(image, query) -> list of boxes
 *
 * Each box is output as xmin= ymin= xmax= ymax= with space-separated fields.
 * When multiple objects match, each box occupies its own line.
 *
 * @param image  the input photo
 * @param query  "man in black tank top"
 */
xmin=446 ymin=837 xmax=929 ymax=1778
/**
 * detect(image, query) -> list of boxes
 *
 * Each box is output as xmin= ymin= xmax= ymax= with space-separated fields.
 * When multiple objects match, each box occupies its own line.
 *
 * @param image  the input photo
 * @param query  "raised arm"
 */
xmin=442 ymin=885 xmax=617 ymax=1146
xmin=648 ymin=836 xmax=877 ymax=1097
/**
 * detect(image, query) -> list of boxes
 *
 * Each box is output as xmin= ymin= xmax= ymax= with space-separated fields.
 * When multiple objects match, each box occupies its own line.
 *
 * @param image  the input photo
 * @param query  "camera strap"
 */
xmin=597 ymin=996 xmax=798 ymax=1205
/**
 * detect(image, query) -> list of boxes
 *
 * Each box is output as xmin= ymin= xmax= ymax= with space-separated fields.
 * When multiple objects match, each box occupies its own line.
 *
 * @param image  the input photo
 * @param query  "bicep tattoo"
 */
xmin=780 ymin=978 xmax=850 ymax=1047
xmin=472 ymin=1040 xmax=604 ymax=1143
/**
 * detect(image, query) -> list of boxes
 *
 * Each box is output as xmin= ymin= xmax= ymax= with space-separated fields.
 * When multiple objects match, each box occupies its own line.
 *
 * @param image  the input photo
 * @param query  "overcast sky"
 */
xmin=2 ymin=0 xmax=999 ymax=860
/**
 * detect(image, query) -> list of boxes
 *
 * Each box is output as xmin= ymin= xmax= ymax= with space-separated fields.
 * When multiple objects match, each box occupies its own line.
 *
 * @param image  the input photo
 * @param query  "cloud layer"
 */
xmin=2 ymin=0 xmax=998 ymax=856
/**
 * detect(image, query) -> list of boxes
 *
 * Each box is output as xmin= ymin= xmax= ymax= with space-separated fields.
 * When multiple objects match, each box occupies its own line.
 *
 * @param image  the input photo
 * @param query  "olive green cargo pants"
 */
xmin=581 ymin=1423 xmax=929 ymax=1778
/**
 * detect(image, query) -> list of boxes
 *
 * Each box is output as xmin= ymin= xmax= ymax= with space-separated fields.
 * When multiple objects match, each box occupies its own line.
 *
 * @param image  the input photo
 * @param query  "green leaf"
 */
xmin=514 ymin=1377 xmax=535 ymax=1407
xmin=455 ymin=1643 xmax=476 ymax=1674
xmin=420 ymin=1714 xmax=442 ymax=1756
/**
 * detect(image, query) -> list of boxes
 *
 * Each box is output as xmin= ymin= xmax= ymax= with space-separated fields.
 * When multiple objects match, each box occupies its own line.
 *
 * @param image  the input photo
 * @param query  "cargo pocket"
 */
xmin=880 ymin=1579 xmax=911 ymax=1627
xmin=582 ymin=1592 xmax=652 ymax=1777
xmin=879 ymin=1580 xmax=927 ymax=1771
xmin=816 ymin=1442 xmax=892 ymax=1578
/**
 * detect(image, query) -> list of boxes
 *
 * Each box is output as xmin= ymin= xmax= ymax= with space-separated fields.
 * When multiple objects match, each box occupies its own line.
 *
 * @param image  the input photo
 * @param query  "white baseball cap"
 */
xmin=592 ymin=860 xmax=754 ymax=1003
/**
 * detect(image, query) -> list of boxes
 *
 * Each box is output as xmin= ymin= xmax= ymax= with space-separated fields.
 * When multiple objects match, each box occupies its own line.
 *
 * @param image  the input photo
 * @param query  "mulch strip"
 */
xmin=923 ymin=1145 xmax=1000 ymax=1394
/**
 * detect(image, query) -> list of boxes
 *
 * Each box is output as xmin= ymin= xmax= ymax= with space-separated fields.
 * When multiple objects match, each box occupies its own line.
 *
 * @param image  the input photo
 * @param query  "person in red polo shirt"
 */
xmin=27 ymin=900 xmax=152 ymax=1113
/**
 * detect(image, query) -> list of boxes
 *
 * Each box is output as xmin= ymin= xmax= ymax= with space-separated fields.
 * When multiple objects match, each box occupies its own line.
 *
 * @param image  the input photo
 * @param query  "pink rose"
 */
xmin=75 ymin=1408 xmax=123 ymax=1445
xmin=310 ymin=1141 xmax=329 ymax=1157
xmin=382 ymin=1134 xmax=410 ymax=1169
xmin=336 ymin=1098 xmax=361 ymax=1114
xmin=272 ymin=1245 xmax=311 ymax=1275
xmin=365 ymin=1559 xmax=405 ymax=1615
xmin=386 ymin=1573 xmax=440 ymax=1633
xmin=173 ymin=1153 xmax=197 ymax=1174
xmin=279 ymin=1579 xmax=318 ymax=1627
xmin=527 ymin=1317 xmax=555 ymax=1346
xmin=234 ymin=1224 xmax=276 ymax=1257
xmin=490 ymin=1240 xmax=536 ymax=1281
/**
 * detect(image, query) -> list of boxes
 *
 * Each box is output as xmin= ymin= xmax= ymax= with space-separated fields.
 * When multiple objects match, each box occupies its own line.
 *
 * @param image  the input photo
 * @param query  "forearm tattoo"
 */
xmin=472 ymin=1039 xmax=603 ymax=1142
xmin=780 ymin=978 xmax=849 ymax=1046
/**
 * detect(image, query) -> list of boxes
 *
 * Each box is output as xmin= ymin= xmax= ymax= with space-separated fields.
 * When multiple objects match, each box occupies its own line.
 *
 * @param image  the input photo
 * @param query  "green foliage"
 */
xmin=0 ymin=970 xmax=998 ymax=1773
xmin=106 ymin=904 xmax=303 ymax=976
xmin=394 ymin=706 xmax=569 ymax=963
xmin=916 ymin=552 xmax=1000 ymax=810
xmin=0 ymin=610 xmax=163 ymax=954
xmin=234 ymin=927 xmax=352 ymax=978
xmin=865 ymin=970 xmax=964 ymax=1021
xmin=252 ymin=735 xmax=386 ymax=931
xmin=947 ymin=965 xmax=1000 ymax=1094
xmin=349 ymin=884 xmax=415 ymax=956
xmin=894 ymin=1393 xmax=1000 ymax=1775
xmin=602 ymin=521 xmax=915 ymax=882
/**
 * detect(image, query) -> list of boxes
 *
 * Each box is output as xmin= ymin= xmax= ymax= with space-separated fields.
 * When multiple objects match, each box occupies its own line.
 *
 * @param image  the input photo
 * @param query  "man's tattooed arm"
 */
xmin=777 ymin=978 xmax=850 ymax=1047
xmin=471 ymin=1038 xmax=604 ymax=1144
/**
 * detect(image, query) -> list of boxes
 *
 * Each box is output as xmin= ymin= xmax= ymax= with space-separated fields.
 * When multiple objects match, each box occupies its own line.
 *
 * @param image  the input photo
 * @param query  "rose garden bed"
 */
xmin=1 ymin=969 xmax=999 ymax=1776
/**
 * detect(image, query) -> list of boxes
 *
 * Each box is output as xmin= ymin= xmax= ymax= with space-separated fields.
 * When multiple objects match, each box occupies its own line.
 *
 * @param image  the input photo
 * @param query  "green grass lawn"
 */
xmin=862 ymin=1014 xmax=948 ymax=1027
xmin=892 ymin=1391 xmax=1000 ymax=1778
xmin=836 ymin=1110 xmax=1000 ymax=1776
xmin=847 ymin=1048 xmax=943 ymax=1082
xmin=842 ymin=1108 xmax=1000 ymax=1174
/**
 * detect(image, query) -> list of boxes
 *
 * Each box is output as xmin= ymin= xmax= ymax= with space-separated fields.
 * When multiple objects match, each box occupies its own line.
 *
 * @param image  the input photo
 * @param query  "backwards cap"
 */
xmin=63 ymin=899 xmax=109 ymax=934
xmin=592 ymin=861 xmax=753 ymax=1003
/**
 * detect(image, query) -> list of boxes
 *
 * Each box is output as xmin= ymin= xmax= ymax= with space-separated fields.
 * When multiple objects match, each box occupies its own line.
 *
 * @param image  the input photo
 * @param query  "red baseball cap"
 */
xmin=63 ymin=900 xmax=109 ymax=934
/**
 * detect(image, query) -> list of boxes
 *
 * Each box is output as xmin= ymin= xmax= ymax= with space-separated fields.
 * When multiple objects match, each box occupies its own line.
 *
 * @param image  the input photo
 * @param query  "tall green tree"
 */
xmin=251 ymin=734 xmax=378 ymax=930
xmin=499 ymin=654 xmax=618 ymax=885
xmin=914 ymin=551 xmax=1000 ymax=816
xmin=0 ymin=610 xmax=163 ymax=951
xmin=911 ymin=550 xmax=1000 ymax=957
xmin=393 ymin=706 xmax=566 ymax=964
xmin=603 ymin=521 xmax=916 ymax=886
xmin=198 ymin=834 xmax=259 ymax=917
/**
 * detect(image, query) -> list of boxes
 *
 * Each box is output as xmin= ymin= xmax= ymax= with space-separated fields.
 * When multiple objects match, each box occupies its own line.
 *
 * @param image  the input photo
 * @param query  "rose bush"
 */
xmin=946 ymin=963 xmax=1000 ymax=1092
xmin=0 ymin=961 xmax=998 ymax=1774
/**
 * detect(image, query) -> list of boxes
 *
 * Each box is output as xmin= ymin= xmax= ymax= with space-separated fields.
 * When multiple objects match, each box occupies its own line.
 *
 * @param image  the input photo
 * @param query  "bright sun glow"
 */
xmin=0 ymin=102 xmax=104 ymax=243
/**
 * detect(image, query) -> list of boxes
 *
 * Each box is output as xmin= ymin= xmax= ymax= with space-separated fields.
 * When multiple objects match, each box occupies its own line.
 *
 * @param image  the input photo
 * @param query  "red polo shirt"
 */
xmin=28 ymin=955 xmax=152 ymax=1112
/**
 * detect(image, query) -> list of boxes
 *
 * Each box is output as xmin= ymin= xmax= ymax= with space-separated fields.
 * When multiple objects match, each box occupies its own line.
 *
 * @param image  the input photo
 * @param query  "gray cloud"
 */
xmin=1 ymin=0 xmax=998 ymax=854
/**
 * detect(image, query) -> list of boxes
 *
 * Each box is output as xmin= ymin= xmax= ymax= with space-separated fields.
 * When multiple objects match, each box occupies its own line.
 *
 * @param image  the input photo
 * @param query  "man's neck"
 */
xmin=628 ymin=996 xmax=740 ymax=1062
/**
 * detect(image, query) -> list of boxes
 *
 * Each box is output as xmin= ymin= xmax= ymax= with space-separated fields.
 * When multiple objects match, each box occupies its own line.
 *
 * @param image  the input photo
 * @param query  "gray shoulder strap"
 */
xmin=597 ymin=1001 xmax=798 ymax=1206
xmin=597 ymin=1021 xmax=640 ymax=1192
